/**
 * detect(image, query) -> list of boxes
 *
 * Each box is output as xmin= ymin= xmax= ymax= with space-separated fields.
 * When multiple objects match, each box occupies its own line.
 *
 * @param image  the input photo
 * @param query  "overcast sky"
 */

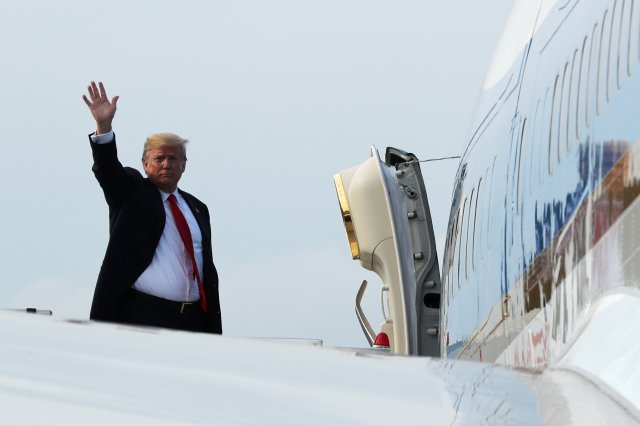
xmin=0 ymin=1 xmax=513 ymax=347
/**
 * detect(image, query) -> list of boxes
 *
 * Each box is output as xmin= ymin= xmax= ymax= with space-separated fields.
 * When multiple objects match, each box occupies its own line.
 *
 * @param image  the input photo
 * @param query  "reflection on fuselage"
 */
xmin=442 ymin=0 xmax=640 ymax=365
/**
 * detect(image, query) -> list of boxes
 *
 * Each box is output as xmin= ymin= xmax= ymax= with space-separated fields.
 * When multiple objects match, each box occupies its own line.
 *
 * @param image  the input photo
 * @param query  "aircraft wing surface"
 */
xmin=0 ymin=311 xmax=636 ymax=425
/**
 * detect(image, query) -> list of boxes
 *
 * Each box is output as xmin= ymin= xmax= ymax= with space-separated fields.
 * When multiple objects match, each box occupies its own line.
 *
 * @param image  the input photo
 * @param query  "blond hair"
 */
xmin=142 ymin=133 xmax=189 ymax=161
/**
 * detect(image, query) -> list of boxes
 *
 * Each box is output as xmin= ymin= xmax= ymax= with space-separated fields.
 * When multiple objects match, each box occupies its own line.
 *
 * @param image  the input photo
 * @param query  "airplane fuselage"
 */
xmin=441 ymin=0 xmax=640 ymax=370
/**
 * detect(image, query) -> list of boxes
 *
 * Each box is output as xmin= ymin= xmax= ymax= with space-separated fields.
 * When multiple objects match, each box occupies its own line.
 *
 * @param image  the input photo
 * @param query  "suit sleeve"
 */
xmin=89 ymin=133 xmax=139 ymax=207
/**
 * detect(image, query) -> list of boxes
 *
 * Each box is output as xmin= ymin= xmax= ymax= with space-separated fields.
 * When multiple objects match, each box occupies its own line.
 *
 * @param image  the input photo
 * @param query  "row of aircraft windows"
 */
xmin=519 ymin=0 xmax=637 ymax=208
xmin=444 ymin=0 xmax=637 ymax=290
xmin=444 ymin=158 xmax=496 ymax=290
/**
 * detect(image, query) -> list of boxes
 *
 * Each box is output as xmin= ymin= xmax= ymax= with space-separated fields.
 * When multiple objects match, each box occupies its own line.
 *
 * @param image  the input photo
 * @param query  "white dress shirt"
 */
xmin=91 ymin=131 xmax=204 ymax=302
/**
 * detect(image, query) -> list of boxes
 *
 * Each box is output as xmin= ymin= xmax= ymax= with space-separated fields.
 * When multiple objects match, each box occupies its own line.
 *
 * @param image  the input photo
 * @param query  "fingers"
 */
xmin=91 ymin=81 xmax=100 ymax=99
xmin=99 ymin=81 xmax=107 ymax=99
xmin=87 ymin=83 xmax=96 ymax=100
xmin=84 ymin=81 xmax=118 ymax=108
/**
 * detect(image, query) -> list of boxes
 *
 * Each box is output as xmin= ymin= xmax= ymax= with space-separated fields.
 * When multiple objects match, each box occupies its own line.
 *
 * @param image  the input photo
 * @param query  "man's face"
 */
xmin=142 ymin=146 xmax=186 ymax=193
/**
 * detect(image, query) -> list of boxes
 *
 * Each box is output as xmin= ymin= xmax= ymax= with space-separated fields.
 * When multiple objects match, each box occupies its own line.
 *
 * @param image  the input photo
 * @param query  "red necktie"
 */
xmin=168 ymin=194 xmax=208 ymax=312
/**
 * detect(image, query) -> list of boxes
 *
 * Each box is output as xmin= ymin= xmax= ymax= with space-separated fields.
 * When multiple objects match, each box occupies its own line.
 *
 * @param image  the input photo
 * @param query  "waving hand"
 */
xmin=83 ymin=81 xmax=119 ymax=135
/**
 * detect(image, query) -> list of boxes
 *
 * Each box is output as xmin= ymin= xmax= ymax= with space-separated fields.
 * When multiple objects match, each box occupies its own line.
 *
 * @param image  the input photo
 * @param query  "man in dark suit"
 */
xmin=83 ymin=81 xmax=221 ymax=334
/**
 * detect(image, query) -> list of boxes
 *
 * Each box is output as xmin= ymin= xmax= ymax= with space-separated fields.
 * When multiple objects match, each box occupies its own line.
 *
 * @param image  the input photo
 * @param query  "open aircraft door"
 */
xmin=334 ymin=147 xmax=442 ymax=356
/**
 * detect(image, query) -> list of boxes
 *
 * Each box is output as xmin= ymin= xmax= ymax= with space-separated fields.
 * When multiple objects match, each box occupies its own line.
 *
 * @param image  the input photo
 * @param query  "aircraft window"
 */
xmin=472 ymin=177 xmax=482 ymax=271
xmin=540 ymin=88 xmax=552 ymax=183
xmin=445 ymin=218 xmax=453 ymax=262
xmin=448 ymin=205 xmax=460 ymax=289
xmin=445 ymin=212 xmax=458 ymax=288
xmin=629 ymin=0 xmax=640 ymax=65
xmin=457 ymin=197 xmax=468 ymax=289
xmin=608 ymin=0 xmax=620 ymax=97
xmin=549 ymin=73 xmax=560 ymax=174
xmin=444 ymin=233 xmax=451 ymax=286
xmin=577 ymin=37 xmax=588 ymax=140
xmin=465 ymin=188 xmax=475 ymax=279
xmin=446 ymin=202 xmax=461 ymax=276
xmin=447 ymin=214 xmax=459 ymax=285
xmin=516 ymin=119 xmax=527 ymax=215
xmin=443 ymin=226 xmax=450 ymax=278
xmin=618 ymin=0 xmax=629 ymax=86
xmin=628 ymin=0 xmax=637 ymax=76
xmin=486 ymin=158 xmax=497 ymax=249
xmin=561 ymin=59 xmax=572 ymax=154
xmin=569 ymin=49 xmax=580 ymax=149
xmin=530 ymin=99 xmax=542 ymax=196
xmin=587 ymin=22 xmax=600 ymax=127
xmin=483 ymin=167 xmax=490 ymax=251
xmin=597 ymin=9 xmax=611 ymax=114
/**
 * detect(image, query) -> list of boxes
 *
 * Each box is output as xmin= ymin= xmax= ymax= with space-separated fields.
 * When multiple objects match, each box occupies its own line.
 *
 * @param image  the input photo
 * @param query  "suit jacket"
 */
xmin=88 ymin=135 xmax=222 ymax=333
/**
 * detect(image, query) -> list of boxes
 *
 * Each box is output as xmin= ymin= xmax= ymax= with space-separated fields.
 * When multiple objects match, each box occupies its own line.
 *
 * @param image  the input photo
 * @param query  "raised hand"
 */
xmin=82 ymin=81 xmax=119 ymax=135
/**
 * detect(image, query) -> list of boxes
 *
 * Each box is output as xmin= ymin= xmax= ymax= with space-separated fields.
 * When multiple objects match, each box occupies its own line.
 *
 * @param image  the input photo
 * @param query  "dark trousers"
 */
xmin=116 ymin=289 xmax=206 ymax=333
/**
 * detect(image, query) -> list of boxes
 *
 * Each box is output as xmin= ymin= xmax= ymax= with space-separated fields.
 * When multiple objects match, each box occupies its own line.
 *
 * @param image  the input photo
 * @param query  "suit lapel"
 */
xmin=144 ymin=178 xmax=166 ymax=238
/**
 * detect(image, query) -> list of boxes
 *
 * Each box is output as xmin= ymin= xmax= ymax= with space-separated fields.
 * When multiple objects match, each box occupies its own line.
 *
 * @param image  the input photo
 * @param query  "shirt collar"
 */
xmin=159 ymin=188 xmax=180 ymax=202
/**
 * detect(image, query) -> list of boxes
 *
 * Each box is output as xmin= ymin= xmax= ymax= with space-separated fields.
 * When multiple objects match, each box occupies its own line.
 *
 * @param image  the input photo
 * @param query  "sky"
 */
xmin=0 ymin=1 xmax=513 ymax=347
